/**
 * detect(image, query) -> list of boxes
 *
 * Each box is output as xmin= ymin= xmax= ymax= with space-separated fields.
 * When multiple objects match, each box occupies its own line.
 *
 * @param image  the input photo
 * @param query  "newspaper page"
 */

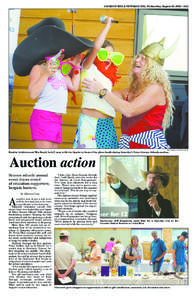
xmin=3 ymin=0 xmax=194 ymax=299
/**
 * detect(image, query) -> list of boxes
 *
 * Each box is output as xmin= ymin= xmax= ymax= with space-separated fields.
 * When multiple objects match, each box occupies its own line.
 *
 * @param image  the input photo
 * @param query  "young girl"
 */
xmin=73 ymin=17 xmax=124 ymax=149
xmin=12 ymin=17 xmax=94 ymax=149
xmin=29 ymin=53 xmax=82 ymax=149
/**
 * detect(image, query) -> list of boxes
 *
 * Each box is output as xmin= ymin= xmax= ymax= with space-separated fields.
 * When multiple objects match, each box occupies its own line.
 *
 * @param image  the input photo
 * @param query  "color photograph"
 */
xmin=54 ymin=228 xmax=188 ymax=286
xmin=9 ymin=8 xmax=188 ymax=149
xmin=100 ymin=155 xmax=179 ymax=218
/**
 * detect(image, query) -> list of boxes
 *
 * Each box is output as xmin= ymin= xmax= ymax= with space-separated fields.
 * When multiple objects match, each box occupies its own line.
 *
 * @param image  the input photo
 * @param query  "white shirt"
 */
xmin=55 ymin=241 xmax=77 ymax=270
xmin=81 ymin=64 xmax=115 ymax=117
xmin=34 ymin=68 xmax=68 ymax=114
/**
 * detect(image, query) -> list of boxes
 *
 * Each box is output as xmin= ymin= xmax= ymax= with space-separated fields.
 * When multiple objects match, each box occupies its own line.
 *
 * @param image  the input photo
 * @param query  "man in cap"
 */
xmin=106 ymin=165 xmax=175 ymax=218
xmin=86 ymin=238 xmax=102 ymax=274
xmin=172 ymin=231 xmax=188 ymax=272
xmin=55 ymin=230 xmax=77 ymax=285
xmin=150 ymin=231 xmax=167 ymax=272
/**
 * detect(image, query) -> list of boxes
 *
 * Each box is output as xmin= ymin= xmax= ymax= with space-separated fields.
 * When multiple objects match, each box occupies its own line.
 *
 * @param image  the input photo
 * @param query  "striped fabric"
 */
xmin=119 ymin=130 xmax=170 ymax=149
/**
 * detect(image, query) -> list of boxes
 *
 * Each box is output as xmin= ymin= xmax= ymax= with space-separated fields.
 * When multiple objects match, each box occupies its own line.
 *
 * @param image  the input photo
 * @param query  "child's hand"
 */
xmin=106 ymin=17 xmax=113 ymax=25
xmin=45 ymin=61 xmax=58 ymax=77
xmin=70 ymin=54 xmax=82 ymax=67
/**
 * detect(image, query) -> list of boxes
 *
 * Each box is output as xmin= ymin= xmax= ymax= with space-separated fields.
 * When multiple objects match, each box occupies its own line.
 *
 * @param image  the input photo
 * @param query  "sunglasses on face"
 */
xmin=45 ymin=57 xmax=81 ymax=76
xmin=97 ymin=48 xmax=124 ymax=66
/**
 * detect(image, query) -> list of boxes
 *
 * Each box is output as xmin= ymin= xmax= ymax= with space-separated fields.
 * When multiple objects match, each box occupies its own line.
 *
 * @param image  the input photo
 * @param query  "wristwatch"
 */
xmin=99 ymin=88 xmax=108 ymax=98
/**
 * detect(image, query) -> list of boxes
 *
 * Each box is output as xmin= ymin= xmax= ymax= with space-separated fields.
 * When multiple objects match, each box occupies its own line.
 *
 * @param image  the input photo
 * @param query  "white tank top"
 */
xmin=81 ymin=64 xmax=115 ymax=118
xmin=34 ymin=67 xmax=68 ymax=114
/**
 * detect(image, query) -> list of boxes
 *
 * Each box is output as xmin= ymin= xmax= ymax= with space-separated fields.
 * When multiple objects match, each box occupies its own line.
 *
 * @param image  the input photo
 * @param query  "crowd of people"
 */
xmin=54 ymin=230 xmax=188 ymax=285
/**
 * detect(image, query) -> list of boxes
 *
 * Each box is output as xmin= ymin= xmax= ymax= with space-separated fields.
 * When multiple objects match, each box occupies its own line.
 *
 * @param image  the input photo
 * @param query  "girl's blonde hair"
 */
xmin=128 ymin=56 xmax=174 ymax=131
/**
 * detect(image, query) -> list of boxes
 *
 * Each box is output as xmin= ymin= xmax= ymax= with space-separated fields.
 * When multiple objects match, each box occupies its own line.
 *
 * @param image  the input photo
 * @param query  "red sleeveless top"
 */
xmin=121 ymin=95 xmax=167 ymax=136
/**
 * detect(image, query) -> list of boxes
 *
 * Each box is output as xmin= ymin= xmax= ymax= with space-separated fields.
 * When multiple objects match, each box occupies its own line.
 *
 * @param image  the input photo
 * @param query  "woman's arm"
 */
xmin=83 ymin=17 xmax=113 ymax=70
xmin=125 ymin=254 xmax=139 ymax=260
xmin=28 ymin=63 xmax=56 ymax=99
xmin=82 ymin=79 xmax=166 ymax=117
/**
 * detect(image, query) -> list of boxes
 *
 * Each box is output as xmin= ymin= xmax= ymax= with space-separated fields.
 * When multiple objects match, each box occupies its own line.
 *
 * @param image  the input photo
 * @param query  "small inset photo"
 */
xmin=100 ymin=155 xmax=178 ymax=218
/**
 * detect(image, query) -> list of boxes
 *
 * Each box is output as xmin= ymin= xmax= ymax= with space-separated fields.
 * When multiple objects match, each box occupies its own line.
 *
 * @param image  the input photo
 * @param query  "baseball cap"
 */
xmin=181 ymin=231 xmax=188 ymax=239
xmin=59 ymin=230 xmax=70 ymax=238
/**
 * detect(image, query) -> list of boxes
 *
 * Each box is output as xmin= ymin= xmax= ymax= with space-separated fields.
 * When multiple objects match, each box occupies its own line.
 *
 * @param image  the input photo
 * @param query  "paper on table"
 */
xmin=58 ymin=276 xmax=72 ymax=284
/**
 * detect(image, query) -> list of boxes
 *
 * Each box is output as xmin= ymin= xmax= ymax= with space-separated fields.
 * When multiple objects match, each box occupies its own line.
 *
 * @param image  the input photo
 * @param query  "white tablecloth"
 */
xmin=75 ymin=260 xmax=174 ymax=273
xmin=77 ymin=273 xmax=188 ymax=286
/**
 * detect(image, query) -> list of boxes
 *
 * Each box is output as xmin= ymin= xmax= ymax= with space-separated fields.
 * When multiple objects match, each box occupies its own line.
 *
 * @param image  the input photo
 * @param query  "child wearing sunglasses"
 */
xmin=73 ymin=17 xmax=124 ymax=149
xmin=29 ymin=52 xmax=82 ymax=149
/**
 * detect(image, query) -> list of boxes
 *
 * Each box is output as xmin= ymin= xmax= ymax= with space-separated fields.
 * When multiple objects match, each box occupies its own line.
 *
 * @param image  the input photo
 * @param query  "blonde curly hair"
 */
xmin=128 ymin=56 xmax=174 ymax=131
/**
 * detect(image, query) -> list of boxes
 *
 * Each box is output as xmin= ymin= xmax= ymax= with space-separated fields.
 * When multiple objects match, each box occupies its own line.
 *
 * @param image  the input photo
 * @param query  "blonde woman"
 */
xmin=82 ymin=38 xmax=176 ymax=149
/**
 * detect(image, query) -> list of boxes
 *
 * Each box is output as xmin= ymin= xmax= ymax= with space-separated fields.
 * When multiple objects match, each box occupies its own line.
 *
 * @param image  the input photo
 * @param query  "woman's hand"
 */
xmin=82 ymin=78 xmax=104 ymax=95
xmin=136 ymin=255 xmax=142 ymax=260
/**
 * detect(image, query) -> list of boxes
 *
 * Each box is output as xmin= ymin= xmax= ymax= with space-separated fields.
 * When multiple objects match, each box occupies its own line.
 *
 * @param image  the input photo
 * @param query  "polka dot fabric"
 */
xmin=96 ymin=118 xmax=118 ymax=148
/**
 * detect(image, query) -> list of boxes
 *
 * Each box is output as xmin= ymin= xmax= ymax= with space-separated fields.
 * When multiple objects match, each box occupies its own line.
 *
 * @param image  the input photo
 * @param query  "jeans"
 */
xmin=174 ymin=264 xmax=186 ymax=272
xmin=153 ymin=260 xmax=163 ymax=272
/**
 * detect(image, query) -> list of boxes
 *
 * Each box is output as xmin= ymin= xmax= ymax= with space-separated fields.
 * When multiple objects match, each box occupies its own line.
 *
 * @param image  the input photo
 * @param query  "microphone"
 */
xmin=148 ymin=186 xmax=157 ymax=218
xmin=99 ymin=15 xmax=118 ymax=24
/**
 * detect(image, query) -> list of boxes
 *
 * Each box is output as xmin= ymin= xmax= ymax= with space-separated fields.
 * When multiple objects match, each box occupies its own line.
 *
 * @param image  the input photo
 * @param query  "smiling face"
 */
xmin=133 ymin=53 xmax=147 ymax=79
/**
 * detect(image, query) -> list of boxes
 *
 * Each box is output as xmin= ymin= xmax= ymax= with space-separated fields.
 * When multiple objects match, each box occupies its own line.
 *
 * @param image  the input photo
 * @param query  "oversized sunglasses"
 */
xmin=97 ymin=48 xmax=124 ymax=66
xmin=45 ymin=57 xmax=81 ymax=76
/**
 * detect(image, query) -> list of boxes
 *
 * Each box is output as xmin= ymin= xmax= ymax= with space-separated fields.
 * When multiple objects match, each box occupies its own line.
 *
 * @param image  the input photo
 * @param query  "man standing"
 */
xmin=150 ymin=231 xmax=167 ymax=272
xmin=172 ymin=231 xmax=188 ymax=272
xmin=86 ymin=238 xmax=102 ymax=273
xmin=55 ymin=230 xmax=77 ymax=285
xmin=106 ymin=165 xmax=174 ymax=218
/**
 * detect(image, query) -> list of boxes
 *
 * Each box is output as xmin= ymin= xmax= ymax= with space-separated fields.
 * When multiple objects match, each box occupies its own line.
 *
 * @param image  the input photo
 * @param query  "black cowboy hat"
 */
xmin=12 ymin=17 xmax=94 ymax=76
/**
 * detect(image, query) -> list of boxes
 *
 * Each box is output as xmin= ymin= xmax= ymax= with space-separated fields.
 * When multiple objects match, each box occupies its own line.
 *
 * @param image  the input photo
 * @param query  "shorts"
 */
xmin=73 ymin=113 xmax=118 ymax=149
xmin=30 ymin=109 xmax=63 ymax=143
